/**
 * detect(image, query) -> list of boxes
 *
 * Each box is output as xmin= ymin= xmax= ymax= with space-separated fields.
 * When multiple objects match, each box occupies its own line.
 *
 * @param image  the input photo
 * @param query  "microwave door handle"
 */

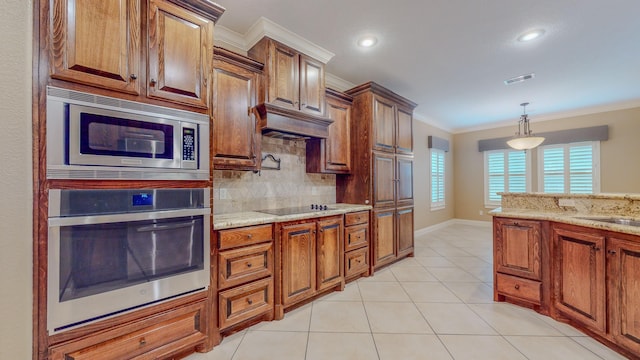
xmin=135 ymin=221 xmax=195 ymax=232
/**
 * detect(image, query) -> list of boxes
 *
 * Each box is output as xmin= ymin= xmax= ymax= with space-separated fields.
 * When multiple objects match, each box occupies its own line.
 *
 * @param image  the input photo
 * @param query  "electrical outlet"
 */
xmin=559 ymin=198 xmax=576 ymax=207
xmin=220 ymin=188 xmax=228 ymax=200
xmin=479 ymin=210 xmax=484 ymax=215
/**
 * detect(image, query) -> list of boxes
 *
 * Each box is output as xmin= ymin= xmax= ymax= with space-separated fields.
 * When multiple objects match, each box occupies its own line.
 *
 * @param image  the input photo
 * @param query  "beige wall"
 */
xmin=413 ymin=120 xmax=455 ymax=230
xmin=0 ymin=0 xmax=33 ymax=358
xmin=453 ymin=107 xmax=640 ymax=221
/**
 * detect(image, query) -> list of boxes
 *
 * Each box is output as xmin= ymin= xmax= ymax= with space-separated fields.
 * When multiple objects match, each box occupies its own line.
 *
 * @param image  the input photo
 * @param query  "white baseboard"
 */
xmin=414 ymin=218 xmax=492 ymax=237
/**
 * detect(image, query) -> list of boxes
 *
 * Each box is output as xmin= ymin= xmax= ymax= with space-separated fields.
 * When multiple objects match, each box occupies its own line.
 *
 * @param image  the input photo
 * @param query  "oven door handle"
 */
xmin=135 ymin=221 xmax=195 ymax=232
xmin=48 ymin=208 xmax=210 ymax=227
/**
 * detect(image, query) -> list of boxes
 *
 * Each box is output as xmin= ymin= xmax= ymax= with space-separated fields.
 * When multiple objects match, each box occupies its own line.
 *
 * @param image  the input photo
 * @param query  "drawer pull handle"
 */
xmin=246 ymin=262 xmax=252 ymax=268
xmin=514 ymin=284 xmax=520 ymax=290
xmin=247 ymin=234 xmax=253 ymax=239
xmin=139 ymin=338 xmax=146 ymax=346
xmin=247 ymin=299 xmax=253 ymax=305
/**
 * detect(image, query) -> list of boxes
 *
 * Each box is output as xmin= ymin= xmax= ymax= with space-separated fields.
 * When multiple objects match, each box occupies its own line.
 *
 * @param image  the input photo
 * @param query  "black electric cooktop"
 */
xmin=256 ymin=205 xmax=333 ymax=216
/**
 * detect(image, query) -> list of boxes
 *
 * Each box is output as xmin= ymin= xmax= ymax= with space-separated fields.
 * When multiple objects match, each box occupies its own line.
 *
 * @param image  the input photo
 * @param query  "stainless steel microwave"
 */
xmin=46 ymin=87 xmax=209 ymax=180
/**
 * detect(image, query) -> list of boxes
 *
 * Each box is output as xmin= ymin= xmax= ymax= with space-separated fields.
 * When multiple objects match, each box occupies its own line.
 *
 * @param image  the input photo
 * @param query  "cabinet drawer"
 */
xmin=50 ymin=301 xmax=206 ymax=360
xmin=219 ymin=242 xmax=273 ymax=290
xmin=219 ymin=277 xmax=274 ymax=330
xmin=345 ymin=211 xmax=369 ymax=226
xmin=345 ymin=247 xmax=369 ymax=278
xmin=218 ymin=224 xmax=273 ymax=250
xmin=345 ymin=223 xmax=369 ymax=252
xmin=496 ymin=273 xmax=541 ymax=305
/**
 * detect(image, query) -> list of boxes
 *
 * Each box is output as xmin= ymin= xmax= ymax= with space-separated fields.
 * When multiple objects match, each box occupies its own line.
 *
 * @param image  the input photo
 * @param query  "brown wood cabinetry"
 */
xmin=49 ymin=299 xmax=207 ymax=360
xmin=215 ymin=224 xmax=274 ymax=332
xmin=306 ymin=88 xmax=352 ymax=174
xmin=338 ymin=82 xmax=417 ymax=272
xmin=552 ymin=225 xmax=606 ymax=333
xmin=49 ymin=0 xmax=222 ymax=109
xmin=344 ymin=211 xmax=370 ymax=281
xmin=276 ymin=216 xmax=344 ymax=319
xmin=607 ymin=235 xmax=640 ymax=355
xmin=493 ymin=217 xmax=549 ymax=311
xmin=212 ymin=47 xmax=263 ymax=170
xmin=249 ymin=38 xmax=325 ymax=116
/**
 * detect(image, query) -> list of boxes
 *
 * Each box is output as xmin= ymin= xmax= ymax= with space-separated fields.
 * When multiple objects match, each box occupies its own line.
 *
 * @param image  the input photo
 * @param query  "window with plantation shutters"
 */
xmin=430 ymin=149 xmax=445 ymax=210
xmin=484 ymin=149 xmax=531 ymax=207
xmin=538 ymin=141 xmax=600 ymax=194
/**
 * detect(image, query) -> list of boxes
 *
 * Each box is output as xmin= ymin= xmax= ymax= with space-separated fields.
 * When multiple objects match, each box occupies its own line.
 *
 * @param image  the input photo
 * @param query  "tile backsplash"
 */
xmin=213 ymin=136 xmax=336 ymax=214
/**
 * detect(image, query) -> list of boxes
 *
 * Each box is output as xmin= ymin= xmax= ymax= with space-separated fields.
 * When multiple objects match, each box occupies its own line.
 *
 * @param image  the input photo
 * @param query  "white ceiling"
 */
xmin=213 ymin=0 xmax=640 ymax=132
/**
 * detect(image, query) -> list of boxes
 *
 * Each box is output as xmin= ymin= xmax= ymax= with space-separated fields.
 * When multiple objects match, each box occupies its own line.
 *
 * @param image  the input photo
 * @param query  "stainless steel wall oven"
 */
xmin=47 ymin=188 xmax=210 ymax=334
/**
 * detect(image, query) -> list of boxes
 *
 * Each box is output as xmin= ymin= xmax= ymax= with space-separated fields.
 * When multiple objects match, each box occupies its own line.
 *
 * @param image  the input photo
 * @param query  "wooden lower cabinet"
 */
xmin=553 ymin=225 xmax=606 ymax=333
xmin=372 ymin=207 xmax=413 ymax=270
xmin=344 ymin=211 xmax=370 ymax=281
xmin=215 ymin=224 xmax=274 ymax=332
xmin=49 ymin=300 xmax=207 ymax=360
xmin=607 ymin=236 xmax=640 ymax=354
xmin=277 ymin=216 xmax=344 ymax=318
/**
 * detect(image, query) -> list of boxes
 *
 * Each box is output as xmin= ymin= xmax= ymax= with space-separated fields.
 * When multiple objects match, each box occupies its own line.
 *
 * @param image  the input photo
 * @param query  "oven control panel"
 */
xmin=182 ymin=127 xmax=196 ymax=162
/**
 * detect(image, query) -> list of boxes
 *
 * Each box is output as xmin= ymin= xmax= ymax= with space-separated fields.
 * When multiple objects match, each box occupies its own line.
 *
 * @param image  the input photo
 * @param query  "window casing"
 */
xmin=430 ymin=149 xmax=445 ymax=210
xmin=537 ymin=141 xmax=600 ymax=194
xmin=484 ymin=149 xmax=531 ymax=207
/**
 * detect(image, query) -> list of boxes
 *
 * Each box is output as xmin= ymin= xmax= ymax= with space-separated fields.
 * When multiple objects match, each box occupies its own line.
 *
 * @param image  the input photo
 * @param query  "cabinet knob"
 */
xmin=130 ymin=74 xmax=137 ymax=80
xmin=608 ymin=249 xmax=617 ymax=255
xmin=246 ymin=262 xmax=252 ymax=268
xmin=247 ymin=234 xmax=253 ymax=239
xmin=247 ymin=299 xmax=253 ymax=305
xmin=514 ymin=284 xmax=520 ymax=290
xmin=149 ymin=78 xmax=157 ymax=86
xmin=139 ymin=338 xmax=147 ymax=346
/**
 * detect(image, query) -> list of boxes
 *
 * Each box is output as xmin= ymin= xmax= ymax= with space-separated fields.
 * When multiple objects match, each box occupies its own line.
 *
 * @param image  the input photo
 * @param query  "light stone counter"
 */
xmin=491 ymin=192 xmax=640 ymax=236
xmin=213 ymin=203 xmax=372 ymax=230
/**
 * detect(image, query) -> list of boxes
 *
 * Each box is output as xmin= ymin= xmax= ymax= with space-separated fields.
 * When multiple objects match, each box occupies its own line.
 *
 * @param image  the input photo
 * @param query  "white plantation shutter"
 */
xmin=431 ymin=149 xmax=445 ymax=209
xmin=485 ymin=149 xmax=530 ymax=206
xmin=539 ymin=141 xmax=599 ymax=194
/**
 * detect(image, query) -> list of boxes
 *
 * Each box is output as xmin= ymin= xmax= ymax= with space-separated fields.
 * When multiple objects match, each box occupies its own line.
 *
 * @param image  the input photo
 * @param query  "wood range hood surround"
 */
xmin=255 ymin=102 xmax=333 ymax=139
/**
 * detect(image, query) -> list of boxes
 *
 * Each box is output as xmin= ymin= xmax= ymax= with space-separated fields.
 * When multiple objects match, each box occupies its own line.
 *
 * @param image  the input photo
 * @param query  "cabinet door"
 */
xmin=396 ymin=156 xmax=413 ymax=205
xmin=553 ymin=227 xmax=606 ymax=332
xmin=607 ymin=237 xmax=640 ymax=354
xmin=372 ymin=208 xmax=396 ymax=268
xmin=396 ymin=108 xmax=413 ymax=154
xmin=495 ymin=218 xmax=542 ymax=280
xmin=299 ymin=54 xmax=325 ymax=115
xmin=372 ymin=95 xmax=396 ymax=152
xmin=212 ymin=59 xmax=260 ymax=170
xmin=281 ymin=222 xmax=316 ymax=306
xmin=396 ymin=207 xmax=414 ymax=258
xmin=50 ymin=0 xmax=140 ymax=94
xmin=316 ymin=217 xmax=344 ymax=291
xmin=324 ymin=94 xmax=351 ymax=172
xmin=148 ymin=0 xmax=212 ymax=108
xmin=373 ymin=152 xmax=395 ymax=207
xmin=267 ymin=41 xmax=299 ymax=110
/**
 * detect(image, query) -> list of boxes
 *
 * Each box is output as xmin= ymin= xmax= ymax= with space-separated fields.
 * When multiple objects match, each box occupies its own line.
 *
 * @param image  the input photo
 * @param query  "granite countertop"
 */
xmin=213 ymin=203 xmax=372 ymax=230
xmin=490 ymin=207 xmax=640 ymax=237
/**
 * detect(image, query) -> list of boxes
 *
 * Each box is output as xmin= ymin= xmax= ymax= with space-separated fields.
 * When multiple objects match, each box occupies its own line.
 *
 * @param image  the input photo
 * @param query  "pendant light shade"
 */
xmin=507 ymin=102 xmax=545 ymax=150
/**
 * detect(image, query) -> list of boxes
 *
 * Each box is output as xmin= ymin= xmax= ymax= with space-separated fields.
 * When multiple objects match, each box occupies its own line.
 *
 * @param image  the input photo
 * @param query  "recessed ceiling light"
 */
xmin=517 ymin=29 xmax=545 ymax=42
xmin=357 ymin=36 xmax=378 ymax=48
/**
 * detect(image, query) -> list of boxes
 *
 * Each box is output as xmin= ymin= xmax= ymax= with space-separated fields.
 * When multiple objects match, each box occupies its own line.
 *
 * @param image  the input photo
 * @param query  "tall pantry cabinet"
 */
xmin=337 ymin=82 xmax=417 ymax=271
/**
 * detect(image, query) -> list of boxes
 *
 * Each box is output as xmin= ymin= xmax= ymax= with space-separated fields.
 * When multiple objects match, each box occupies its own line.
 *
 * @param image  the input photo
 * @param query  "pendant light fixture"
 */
xmin=506 ymin=102 xmax=545 ymax=150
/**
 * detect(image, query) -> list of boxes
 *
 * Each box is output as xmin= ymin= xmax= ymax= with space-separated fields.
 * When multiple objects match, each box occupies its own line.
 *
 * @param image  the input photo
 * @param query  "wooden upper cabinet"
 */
xmin=607 ymin=236 xmax=640 ymax=354
xmin=212 ymin=48 xmax=263 ymax=170
xmin=553 ymin=226 xmax=606 ymax=333
xmin=50 ymin=0 xmax=141 ymax=94
xmin=396 ymin=107 xmax=413 ymax=154
xmin=249 ymin=38 xmax=325 ymax=116
xmin=372 ymin=95 xmax=396 ymax=152
xmin=495 ymin=218 xmax=542 ymax=281
xmin=147 ymin=0 xmax=213 ymax=108
xmin=373 ymin=152 xmax=395 ymax=208
xmin=306 ymin=89 xmax=352 ymax=174
xmin=299 ymin=54 xmax=325 ymax=115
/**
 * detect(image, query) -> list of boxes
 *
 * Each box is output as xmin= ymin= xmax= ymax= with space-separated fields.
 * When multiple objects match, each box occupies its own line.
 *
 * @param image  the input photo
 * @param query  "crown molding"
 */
xmin=413 ymin=111 xmax=453 ymax=133
xmin=325 ymin=73 xmax=355 ymax=92
xmin=214 ymin=25 xmax=247 ymax=53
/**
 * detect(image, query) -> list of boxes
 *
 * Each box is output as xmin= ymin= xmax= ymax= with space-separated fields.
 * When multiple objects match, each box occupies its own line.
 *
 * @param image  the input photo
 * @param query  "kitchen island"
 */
xmin=491 ymin=192 xmax=640 ymax=359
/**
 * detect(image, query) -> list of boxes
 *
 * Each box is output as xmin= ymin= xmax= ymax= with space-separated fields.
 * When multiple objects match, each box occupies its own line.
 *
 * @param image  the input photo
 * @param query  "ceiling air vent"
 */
xmin=504 ymin=73 xmax=535 ymax=85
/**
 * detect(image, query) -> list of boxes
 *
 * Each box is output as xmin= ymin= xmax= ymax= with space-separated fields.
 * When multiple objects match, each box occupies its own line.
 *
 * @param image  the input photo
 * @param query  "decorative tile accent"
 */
xmin=213 ymin=137 xmax=336 ymax=214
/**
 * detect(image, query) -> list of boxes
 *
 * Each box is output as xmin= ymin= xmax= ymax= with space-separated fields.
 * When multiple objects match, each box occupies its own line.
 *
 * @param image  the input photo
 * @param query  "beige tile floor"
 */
xmin=188 ymin=223 xmax=629 ymax=360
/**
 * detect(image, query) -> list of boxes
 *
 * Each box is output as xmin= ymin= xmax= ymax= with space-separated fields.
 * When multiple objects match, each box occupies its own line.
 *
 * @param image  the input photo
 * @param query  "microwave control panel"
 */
xmin=182 ymin=126 xmax=196 ymax=166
